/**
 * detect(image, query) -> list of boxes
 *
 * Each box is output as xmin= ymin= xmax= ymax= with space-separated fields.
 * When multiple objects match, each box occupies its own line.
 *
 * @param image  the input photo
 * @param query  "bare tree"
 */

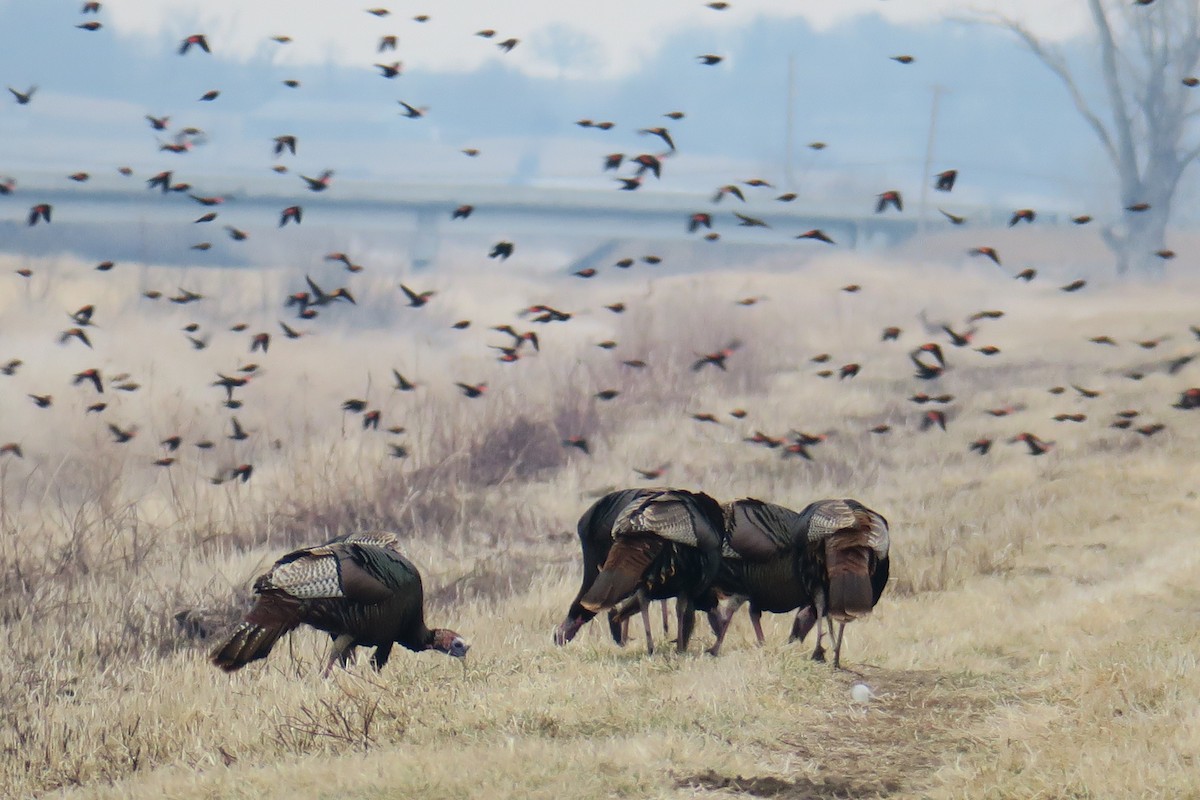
xmin=995 ymin=0 xmax=1200 ymax=276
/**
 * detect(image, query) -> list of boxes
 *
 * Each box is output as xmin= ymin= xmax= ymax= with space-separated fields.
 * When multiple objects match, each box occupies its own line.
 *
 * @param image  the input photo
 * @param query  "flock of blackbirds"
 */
xmin=0 ymin=1 xmax=1197 ymax=681
xmin=1 ymin=3 xmax=1198 ymax=494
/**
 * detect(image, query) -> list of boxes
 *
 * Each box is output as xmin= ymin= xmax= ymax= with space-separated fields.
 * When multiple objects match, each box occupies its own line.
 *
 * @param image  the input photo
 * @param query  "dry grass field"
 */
xmin=1 ymin=249 xmax=1199 ymax=799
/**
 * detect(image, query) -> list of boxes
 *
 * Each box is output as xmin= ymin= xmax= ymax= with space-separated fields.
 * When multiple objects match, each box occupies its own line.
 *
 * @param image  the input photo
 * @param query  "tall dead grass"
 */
xmin=1 ymin=252 xmax=1198 ymax=797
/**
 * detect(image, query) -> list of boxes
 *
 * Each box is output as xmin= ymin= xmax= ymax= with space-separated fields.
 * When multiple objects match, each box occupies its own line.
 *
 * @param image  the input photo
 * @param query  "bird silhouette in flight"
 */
xmin=633 ymin=463 xmax=670 ymax=480
xmin=59 ymin=328 xmax=92 ymax=348
xmin=688 ymin=213 xmax=713 ymax=233
xmin=72 ymin=369 xmax=103 ymax=394
xmin=108 ymin=423 xmax=136 ymax=443
xmin=875 ymin=190 xmax=902 ymax=213
xmin=712 ymin=185 xmax=745 ymax=203
xmin=796 ymin=229 xmax=834 ymax=244
xmin=179 ymin=34 xmax=210 ymax=54
xmin=562 ymin=437 xmax=590 ymax=455
xmin=397 ymin=101 xmax=427 ymax=118
xmin=301 ymin=170 xmax=334 ymax=191
xmin=734 ymin=213 xmax=769 ymax=228
xmin=400 ymin=284 xmax=435 ymax=307
xmin=969 ymin=246 xmax=1000 ymax=266
xmin=1008 ymin=208 xmax=1036 ymax=226
xmin=392 ymin=370 xmax=417 ymax=392
xmin=1011 ymin=433 xmax=1053 ymax=456
xmin=27 ymin=204 xmax=52 ymax=225
xmin=638 ymin=127 xmax=675 ymax=151
xmin=9 ymin=86 xmax=37 ymax=104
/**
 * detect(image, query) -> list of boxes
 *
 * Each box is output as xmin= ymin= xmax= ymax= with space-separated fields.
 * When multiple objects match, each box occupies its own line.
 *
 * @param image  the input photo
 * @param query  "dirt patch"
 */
xmin=679 ymin=668 xmax=1011 ymax=799
xmin=680 ymin=770 xmax=900 ymax=799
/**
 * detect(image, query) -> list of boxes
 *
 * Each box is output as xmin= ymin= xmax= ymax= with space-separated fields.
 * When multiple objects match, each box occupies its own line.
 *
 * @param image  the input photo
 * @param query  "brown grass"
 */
xmin=1 ymin=251 xmax=1198 ymax=798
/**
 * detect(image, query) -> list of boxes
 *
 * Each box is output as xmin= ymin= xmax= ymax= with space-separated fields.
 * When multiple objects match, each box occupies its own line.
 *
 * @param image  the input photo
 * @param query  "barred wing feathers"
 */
xmin=613 ymin=488 xmax=724 ymax=551
xmin=579 ymin=489 xmax=725 ymax=614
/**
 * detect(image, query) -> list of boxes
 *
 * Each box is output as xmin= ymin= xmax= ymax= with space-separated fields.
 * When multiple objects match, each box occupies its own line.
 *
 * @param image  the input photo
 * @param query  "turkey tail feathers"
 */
xmin=825 ymin=535 xmax=874 ymax=621
xmin=807 ymin=499 xmax=890 ymax=622
xmin=801 ymin=496 xmax=888 ymax=623
xmin=211 ymin=621 xmax=291 ymax=672
xmin=579 ymin=535 xmax=664 ymax=612
xmin=211 ymin=591 xmax=303 ymax=671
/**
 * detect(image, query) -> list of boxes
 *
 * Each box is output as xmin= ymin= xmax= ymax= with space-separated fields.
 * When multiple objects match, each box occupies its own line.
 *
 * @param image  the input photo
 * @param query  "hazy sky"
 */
xmin=97 ymin=0 xmax=1092 ymax=79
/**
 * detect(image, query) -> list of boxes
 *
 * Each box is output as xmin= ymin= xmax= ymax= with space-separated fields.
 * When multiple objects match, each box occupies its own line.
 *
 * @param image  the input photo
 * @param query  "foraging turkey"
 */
xmin=549 ymin=488 xmax=672 ymax=649
xmin=705 ymin=499 xmax=813 ymax=656
xmin=554 ymin=488 xmax=647 ymax=647
xmin=554 ymin=488 xmax=725 ymax=654
xmin=211 ymin=532 xmax=468 ymax=675
xmin=707 ymin=498 xmax=889 ymax=667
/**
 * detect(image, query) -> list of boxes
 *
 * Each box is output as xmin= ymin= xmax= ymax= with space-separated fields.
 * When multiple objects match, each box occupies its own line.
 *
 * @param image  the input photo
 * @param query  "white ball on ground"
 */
xmin=851 ymin=683 xmax=874 ymax=704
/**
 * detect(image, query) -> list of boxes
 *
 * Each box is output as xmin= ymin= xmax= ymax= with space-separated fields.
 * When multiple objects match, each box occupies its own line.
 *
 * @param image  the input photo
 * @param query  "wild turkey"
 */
xmin=554 ymin=488 xmax=726 ymax=654
xmin=554 ymin=488 xmax=645 ymax=647
xmin=708 ymin=498 xmax=889 ymax=667
xmin=553 ymin=488 xmax=674 ymax=650
xmin=705 ymin=499 xmax=812 ymax=656
xmin=211 ymin=532 xmax=469 ymax=675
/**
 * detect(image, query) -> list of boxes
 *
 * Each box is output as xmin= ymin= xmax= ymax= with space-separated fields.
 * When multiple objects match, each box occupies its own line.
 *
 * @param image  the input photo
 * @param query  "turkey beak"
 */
xmin=553 ymin=618 xmax=582 ymax=646
xmin=452 ymin=640 xmax=470 ymax=678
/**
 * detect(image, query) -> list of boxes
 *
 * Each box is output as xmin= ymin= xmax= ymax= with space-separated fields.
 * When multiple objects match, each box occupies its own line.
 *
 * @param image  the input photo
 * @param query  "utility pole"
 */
xmin=784 ymin=53 xmax=796 ymax=191
xmin=917 ymin=85 xmax=946 ymax=243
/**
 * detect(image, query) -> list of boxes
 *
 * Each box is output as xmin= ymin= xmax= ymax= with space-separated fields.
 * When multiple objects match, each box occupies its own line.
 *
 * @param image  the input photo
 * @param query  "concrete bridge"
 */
xmin=1 ymin=179 xmax=1005 ymax=270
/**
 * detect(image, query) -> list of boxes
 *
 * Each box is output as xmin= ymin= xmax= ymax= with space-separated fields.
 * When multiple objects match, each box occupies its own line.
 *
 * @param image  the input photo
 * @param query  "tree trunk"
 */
xmin=996 ymin=4 xmax=1200 ymax=281
xmin=1102 ymin=204 xmax=1169 ymax=279
xmin=1126 ymin=210 xmax=1169 ymax=278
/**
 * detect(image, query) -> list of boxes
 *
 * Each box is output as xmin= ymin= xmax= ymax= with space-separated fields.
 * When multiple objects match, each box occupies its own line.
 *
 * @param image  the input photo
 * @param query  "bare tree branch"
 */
xmin=995 ymin=15 xmax=1119 ymax=168
xmin=1181 ymin=140 xmax=1200 ymax=169
xmin=1090 ymin=0 xmax=1141 ymax=192
xmin=982 ymin=0 xmax=1200 ymax=275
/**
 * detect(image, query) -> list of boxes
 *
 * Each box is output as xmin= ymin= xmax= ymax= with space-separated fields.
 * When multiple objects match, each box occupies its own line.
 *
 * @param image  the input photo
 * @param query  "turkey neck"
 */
xmin=410 ymin=625 xmax=437 ymax=652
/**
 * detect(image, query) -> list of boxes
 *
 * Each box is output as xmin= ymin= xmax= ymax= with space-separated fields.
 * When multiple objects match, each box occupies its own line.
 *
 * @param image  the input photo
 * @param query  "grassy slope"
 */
xmin=1 ymin=254 xmax=1198 ymax=798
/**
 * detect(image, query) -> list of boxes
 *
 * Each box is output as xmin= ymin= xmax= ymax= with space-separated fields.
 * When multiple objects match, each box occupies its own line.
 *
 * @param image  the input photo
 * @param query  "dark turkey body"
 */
xmin=717 ymin=556 xmax=810 ymax=614
xmin=562 ymin=488 xmax=648 ymax=626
